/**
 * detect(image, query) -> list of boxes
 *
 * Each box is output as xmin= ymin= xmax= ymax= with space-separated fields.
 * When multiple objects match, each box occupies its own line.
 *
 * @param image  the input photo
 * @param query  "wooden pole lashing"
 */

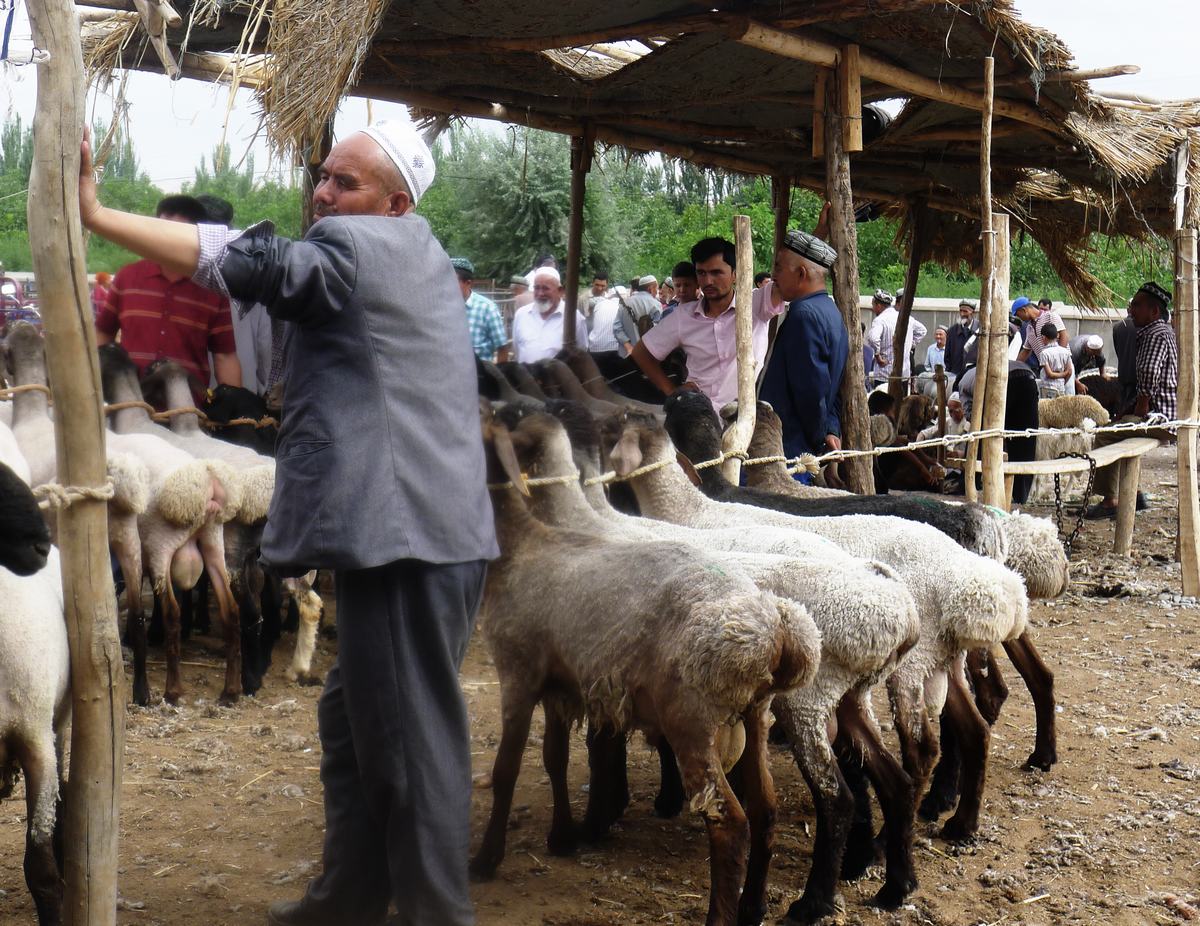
xmin=563 ymin=123 xmax=594 ymax=349
xmin=1174 ymin=228 xmax=1200 ymax=593
xmin=824 ymin=64 xmax=874 ymax=494
xmin=26 ymin=1 xmax=126 ymax=923
xmin=723 ymin=215 xmax=757 ymax=483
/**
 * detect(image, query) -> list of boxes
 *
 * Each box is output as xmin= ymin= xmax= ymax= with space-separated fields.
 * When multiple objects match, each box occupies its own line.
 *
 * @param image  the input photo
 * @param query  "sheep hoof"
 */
xmin=918 ymin=786 xmax=958 ymax=821
xmin=163 ymin=688 xmax=183 ymax=706
xmin=131 ymin=681 xmax=151 ymax=708
xmin=217 ymin=690 xmax=240 ymax=707
xmin=938 ymin=817 xmax=977 ymax=843
xmin=782 ymin=892 xmax=842 ymax=924
xmin=297 ymin=672 xmax=324 ymax=688
xmin=468 ymin=853 xmax=499 ymax=882
xmin=736 ymin=898 xmax=767 ymax=925
xmin=840 ymin=836 xmax=879 ymax=881
xmin=870 ymin=876 xmax=917 ymax=910
xmin=546 ymin=826 xmax=578 ymax=857
xmin=1022 ymin=747 xmax=1057 ymax=771
xmin=653 ymin=790 xmax=685 ymax=819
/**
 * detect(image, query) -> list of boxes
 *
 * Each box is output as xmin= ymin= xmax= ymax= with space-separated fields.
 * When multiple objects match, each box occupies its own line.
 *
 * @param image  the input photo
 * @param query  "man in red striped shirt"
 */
xmin=96 ymin=195 xmax=242 ymax=401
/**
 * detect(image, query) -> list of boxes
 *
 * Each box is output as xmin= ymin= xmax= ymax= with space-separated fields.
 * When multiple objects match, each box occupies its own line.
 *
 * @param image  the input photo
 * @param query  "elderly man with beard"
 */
xmin=630 ymin=236 xmax=786 ymax=412
xmin=511 ymin=266 xmax=587 ymax=362
xmin=944 ymin=300 xmax=978 ymax=381
xmin=78 ymin=121 xmax=496 ymax=926
xmin=758 ymin=230 xmax=845 ymax=463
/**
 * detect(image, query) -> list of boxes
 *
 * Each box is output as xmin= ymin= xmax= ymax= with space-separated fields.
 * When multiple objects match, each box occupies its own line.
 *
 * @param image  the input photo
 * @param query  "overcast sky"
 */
xmin=2 ymin=0 xmax=1199 ymax=190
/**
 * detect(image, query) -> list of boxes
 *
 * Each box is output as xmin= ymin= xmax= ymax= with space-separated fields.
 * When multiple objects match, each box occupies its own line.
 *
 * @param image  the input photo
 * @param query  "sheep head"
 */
xmin=0 ymin=459 xmax=51 ymax=576
xmin=479 ymin=407 xmax=530 ymax=497
xmin=5 ymin=322 xmax=47 ymax=387
xmin=97 ymin=343 xmax=144 ymax=405
xmin=1005 ymin=512 xmax=1070 ymax=599
xmin=663 ymin=390 xmax=724 ymax=464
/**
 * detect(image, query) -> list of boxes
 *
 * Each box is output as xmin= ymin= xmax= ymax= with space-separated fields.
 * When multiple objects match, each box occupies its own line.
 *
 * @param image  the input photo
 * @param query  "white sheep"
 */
xmin=1028 ymin=393 xmax=1110 ymax=503
xmin=475 ymin=409 xmax=821 ymax=926
xmin=0 ymin=449 xmax=70 ymax=925
xmin=610 ymin=412 xmax=1029 ymax=843
xmin=504 ymin=404 xmax=921 ymax=917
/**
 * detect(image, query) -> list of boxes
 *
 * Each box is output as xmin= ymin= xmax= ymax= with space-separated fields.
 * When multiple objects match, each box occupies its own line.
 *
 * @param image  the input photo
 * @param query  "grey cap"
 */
xmin=783 ymin=230 xmax=837 ymax=269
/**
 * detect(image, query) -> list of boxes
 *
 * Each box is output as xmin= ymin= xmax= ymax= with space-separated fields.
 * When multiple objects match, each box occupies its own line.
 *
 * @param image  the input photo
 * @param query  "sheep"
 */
xmin=739 ymin=397 xmax=1066 ymax=782
xmin=476 ymin=357 xmax=526 ymax=405
xmin=667 ymin=392 xmax=1007 ymax=561
xmin=503 ymin=402 xmax=922 ymax=917
xmin=475 ymin=406 xmax=821 ymax=926
xmin=0 ymin=459 xmax=70 ymax=925
xmin=498 ymin=360 xmax=550 ymax=401
xmin=607 ymin=408 xmax=1030 ymax=845
xmin=201 ymin=383 xmax=278 ymax=457
xmin=530 ymin=359 xmax=624 ymax=418
xmin=1028 ymin=393 xmax=1111 ymax=503
xmin=555 ymin=346 xmax=665 ymax=413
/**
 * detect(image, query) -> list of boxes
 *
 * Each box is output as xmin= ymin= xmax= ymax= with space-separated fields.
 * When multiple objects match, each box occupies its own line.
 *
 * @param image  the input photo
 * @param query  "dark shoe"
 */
xmin=267 ymin=900 xmax=374 ymax=926
xmin=1083 ymin=504 xmax=1117 ymax=521
xmin=1136 ymin=491 xmax=1150 ymax=511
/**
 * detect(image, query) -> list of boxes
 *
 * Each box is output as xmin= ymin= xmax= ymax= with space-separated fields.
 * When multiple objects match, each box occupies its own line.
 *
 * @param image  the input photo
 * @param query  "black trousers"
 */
xmin=1005 ymin=370 xmax=1039 ymax=505
xmin=302 ymin=558 xmax=487 ymax=926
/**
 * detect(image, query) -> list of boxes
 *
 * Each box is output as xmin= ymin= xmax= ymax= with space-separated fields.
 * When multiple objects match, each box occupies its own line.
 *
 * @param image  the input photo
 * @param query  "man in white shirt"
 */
xmin=511 ymin=267 xmax=587 ymax=362
xmin=866 ymin=289 xmax=927 ymax=387
xmin=588 ymin=291 xmax=622 ymax=353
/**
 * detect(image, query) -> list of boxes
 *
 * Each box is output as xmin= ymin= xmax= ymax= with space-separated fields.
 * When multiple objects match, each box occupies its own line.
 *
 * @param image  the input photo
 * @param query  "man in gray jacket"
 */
xmin=79 ymin=121 xmax=497 ymax=926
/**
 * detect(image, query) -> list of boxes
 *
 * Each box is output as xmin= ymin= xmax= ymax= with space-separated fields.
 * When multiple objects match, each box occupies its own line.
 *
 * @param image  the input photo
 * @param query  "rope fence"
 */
xmin=2 ymin=388 xmax=277 ymax=431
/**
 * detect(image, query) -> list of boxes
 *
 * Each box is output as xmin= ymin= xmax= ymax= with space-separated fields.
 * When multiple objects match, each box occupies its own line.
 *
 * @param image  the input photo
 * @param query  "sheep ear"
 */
xmin=492 ymin=425 xmax=531 ymax=496
xmin=676 ymin=451 xmax=702 ymax=487
xmin=609 ymin=428 xmax=644 ymax=477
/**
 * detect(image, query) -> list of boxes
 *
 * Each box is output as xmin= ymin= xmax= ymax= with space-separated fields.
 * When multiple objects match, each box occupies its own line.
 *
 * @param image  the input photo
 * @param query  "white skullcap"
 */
xmin=1086 ymin=335 xmax=1104 ymax=350
xmin=532 ymin=266 xmax=562 ymax=285
xmin=639 ymin=274 xmax=658 ymax=286
xmin=949 ymin=392 xmax=962 ymax=403
xmin=358 ymin=120 xmax=436 ymax=205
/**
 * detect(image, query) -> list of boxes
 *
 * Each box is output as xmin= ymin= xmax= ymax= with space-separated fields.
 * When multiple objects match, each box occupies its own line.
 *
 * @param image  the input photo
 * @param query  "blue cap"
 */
xmin=1011 ymin=295 xmax=1032 ymax=313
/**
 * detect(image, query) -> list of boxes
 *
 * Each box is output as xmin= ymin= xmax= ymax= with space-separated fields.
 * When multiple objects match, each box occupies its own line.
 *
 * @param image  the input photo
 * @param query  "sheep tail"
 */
xmin=771 ymin=597 xmax=821 ymax=692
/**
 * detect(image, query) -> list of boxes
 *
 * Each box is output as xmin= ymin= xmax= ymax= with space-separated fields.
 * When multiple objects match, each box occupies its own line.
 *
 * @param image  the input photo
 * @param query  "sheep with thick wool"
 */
xmin=0 ymin=446 xmax=70 ymax=925
xmin=609 ymin=409 xmax=1029 ymax=845
xmin=1028 ymin=393 xmax=1111 ymax=503
xmin=503 ymin=402 xmax=921 ymax=918
xmin=475 ymin=408 xmax=820 ymax=926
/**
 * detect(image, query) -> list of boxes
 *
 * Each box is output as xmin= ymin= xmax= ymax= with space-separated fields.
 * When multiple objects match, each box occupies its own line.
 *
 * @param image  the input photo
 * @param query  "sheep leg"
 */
xmin=234 ymin=556 xmax=265 ymax=697
xmin=836 ymin=751 xmax=878 ymax=880
xmin=918 ymin=712 xmax=961 ymax=821
xmin=287 ymin=585 xmax=324 ymax=686
xmin=672 ymin=736 xmax=749 ymax=926
xmin=470 ymin=691 xmax=536 ymax=880
xmin=581 ymin=723 xmax=629 ymax=839
xmin=939 ymin=656 xmax=990 ymax=842
xmin=543 ymin=705 xmax=578 ymax=857
xmin=114 ymin=542 xmax=150 ymax=706
xmin=735 ymin=700 xmax=776 ymax=926
xmin=833 ymin=695 xmax=918 ymax=909
xmin=258 ymin=570 xmax=285 ymax=678
xmin=654 ymin=737 xmax=686 ymax=818
xmin=198 ymin=527 xmax=242 ymax=705
xmin=967 ymin=647 xmax=1009 ymax=726
xmin=886 ymin=674 xmax=939 ymax=800
xmin=775 ymin=692 xmax=854 ymax=926
xmin=1003 ymin=632 xmax=1058 ymax=771
xmin=20 ymin=735 xmax=63 ymax=926
xmin=161 ymin=580 xmax=184 ymax=704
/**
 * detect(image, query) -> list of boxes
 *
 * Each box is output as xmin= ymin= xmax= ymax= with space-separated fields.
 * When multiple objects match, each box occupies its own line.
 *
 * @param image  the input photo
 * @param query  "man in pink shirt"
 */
xmin=630 ymin=237 xmax=784 ymax=411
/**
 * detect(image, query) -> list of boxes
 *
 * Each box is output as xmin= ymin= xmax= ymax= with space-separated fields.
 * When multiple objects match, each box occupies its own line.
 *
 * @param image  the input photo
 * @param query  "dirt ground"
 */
xmin=2 ymin=445 xmax=1199 ymax=925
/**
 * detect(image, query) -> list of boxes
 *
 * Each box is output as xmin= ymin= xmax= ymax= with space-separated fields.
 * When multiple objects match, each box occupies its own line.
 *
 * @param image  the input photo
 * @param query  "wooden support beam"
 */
xmin=812 ymin=68 xmax=828 ymax=159
xmin=26 ymin=2 xmax=126 ymax=925
xmin=301 ymin=119 xmax=334 ymax=233
xmin=130 ymin=0 xmax=179 ymax=77
xmin=1174 ymin=227 xmax=1200 ymax=593
xmin=824 ymin=64 xmax=874 ymax=495
xmin=966 ymin=58 xmax=995 ymax=504
xmin=980 ymin=213 xmax=1011 ymax=510
xmin=772 ymin=174 xmax=792 ymax=255
xmin=839 ymin=44 xmax=862 ymax=153
xmin=889 ymin=202 xmax=927 ymax=403
xmin=563 ymin=124 xmax=594 ymax=350
xmin=723 ymin=215 xmax=757 ymax=484
xmin=734 ymin=19 xmax=1061 ymax=134
xmin=1042 ymin=64 xmax=1139 ymax=83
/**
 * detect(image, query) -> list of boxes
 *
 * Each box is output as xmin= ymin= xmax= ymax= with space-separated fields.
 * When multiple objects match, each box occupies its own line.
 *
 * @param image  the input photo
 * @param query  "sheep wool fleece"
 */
xmin=194 ymin=219 xmax=497 ymax=923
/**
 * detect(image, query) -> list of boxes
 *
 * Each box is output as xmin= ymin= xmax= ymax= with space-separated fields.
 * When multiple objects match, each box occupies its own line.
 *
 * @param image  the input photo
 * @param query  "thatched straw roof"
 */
xmin=83 ymin=0 xmax=1200 ymax=305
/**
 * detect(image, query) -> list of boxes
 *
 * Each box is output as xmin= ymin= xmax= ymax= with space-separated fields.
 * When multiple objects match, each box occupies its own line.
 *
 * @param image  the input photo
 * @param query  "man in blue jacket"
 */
xmin=759 ymin=230 xmax=847 ymax=465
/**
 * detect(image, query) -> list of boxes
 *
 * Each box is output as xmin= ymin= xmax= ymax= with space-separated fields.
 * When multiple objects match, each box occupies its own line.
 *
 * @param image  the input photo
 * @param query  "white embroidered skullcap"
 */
xmin=1086 ymin=335 xmax=1104 ymax=350
xmin=359 ymin=120 xmax=436 ymax=205
xmin=532 ymin=266 xmax=562 ymax=285
xmin=639 ymin=274 xmax=658 ymax=286
xmin=949 ymin=391 xmax=962 ymax=403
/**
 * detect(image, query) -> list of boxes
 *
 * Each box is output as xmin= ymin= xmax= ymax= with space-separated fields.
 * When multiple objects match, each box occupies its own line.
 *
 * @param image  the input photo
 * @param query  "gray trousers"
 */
xmin=302 ymin=558 xmax=486 ymax=926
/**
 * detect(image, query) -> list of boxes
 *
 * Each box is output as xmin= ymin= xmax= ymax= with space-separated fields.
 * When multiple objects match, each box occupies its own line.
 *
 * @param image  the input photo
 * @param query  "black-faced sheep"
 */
xmin=475 ymin=408 xmax=821 ymax=926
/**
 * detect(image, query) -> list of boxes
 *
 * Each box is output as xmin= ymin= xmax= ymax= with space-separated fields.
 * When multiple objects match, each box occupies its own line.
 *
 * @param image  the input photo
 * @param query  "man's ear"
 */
xmin=385 ymin=189 xmax=413 ymax=216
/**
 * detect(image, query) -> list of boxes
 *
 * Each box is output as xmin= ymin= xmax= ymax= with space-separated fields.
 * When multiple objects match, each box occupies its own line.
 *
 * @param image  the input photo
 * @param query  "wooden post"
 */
xmin=824 ymin=66 xmax=874 ymax=494
xmin=26 ymin=2 xmax=126 ymax=924
xmin=723 ymin=214 xmax=757 ymax=483
xmin=981 ymin=213 xmax=1011 ymax=509
xmin=772 ymin=174 xmax=792 ymax=254
xmin=812 ymin=69 xmax=828 ymax=160
xmin=889 ymin=202 xmax=927 ymax=403
xmin=965 ymin=58 xmax=996 ymax=504
xmin=563 ymin=123 xmax=594 ymax=349
xmin=1175 ymin=227 xmax=1200 ymax=592
xmin=839 ymin=44 xmax=863 ymax=153
xmin=1115 ymin=457 xmax=1142 ymax=555
xmin=301 ymin=119 xmax=334 ymax=232
xmin=935 ymin=363 xmax=947 ymax=466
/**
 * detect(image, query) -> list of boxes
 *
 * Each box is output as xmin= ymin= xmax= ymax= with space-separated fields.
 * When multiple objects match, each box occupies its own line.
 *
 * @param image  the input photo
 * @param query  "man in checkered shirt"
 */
xmin=451 ymin=257 xmax=510 ymax=362
xmin=1085 ymin=281 xmax=1177 ymax=520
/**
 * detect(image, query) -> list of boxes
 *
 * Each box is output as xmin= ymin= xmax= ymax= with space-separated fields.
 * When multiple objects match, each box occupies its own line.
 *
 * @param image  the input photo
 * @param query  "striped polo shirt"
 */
xmin=96 ymin=259 xmax=236 ymax=399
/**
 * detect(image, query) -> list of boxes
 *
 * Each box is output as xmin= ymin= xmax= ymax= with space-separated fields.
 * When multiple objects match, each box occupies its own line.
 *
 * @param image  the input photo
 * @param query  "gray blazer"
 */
xmin=214 ymin=214 xmax=499 ymax=575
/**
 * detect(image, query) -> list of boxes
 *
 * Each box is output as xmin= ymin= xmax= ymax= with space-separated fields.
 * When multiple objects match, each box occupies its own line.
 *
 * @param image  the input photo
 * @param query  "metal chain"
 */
xmin=1052 ymin=451 xmax=1097 ymax=558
